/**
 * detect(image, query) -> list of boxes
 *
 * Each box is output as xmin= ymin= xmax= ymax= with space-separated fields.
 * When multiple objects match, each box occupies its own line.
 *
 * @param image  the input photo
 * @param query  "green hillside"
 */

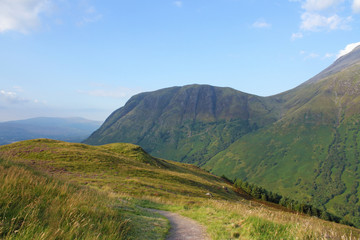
xmin=1 ymin=139 xmax=358 ymax=239
xmin=84 ymin=84 xmax=281 ymax=165
xmin=0 ymin=139 xmax=238 ymax=201
xmin=205 ymin=62 xmax=360 ymax=226
xmin=83 ymin=46 xmax=360 ymax=227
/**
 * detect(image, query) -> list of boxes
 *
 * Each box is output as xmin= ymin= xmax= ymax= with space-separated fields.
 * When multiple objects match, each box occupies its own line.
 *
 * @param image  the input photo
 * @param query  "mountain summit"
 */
xmin=85 ymin=45 xmax=360 ymax=226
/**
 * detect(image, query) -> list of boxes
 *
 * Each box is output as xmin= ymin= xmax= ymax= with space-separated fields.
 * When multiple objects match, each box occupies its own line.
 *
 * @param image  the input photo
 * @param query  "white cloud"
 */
xmin=300 ymin=12 xmax=352 ymax=31
xmin=308 ymin=52 xmax=319 ymax=58
xmin=173 ymin=1 xmax=183 ymax=8
xmin=337 ymin=42 xmax=360 ymax=58
xmin=0 ymin=90 xmax=29 ymax=104
xmin=291 ymin=0 xmax=356 ymax=36
xmin=324 ymin=53 xmax=335 ymax=58
xmin=291 ymin=32 xmax=303 ymax=40
xmin=78 ymin=14 xmax=102 ymax=25
xmin=302 ymin=0 xmax=344 ymax=11
xmin=252 ymin=19 xmax=271 ymax=28
xmin=0 ymin=90 xmax=16 ymax=98
xmin=0 ymin=0 xmax=52 ymax=33
xmin=0 ymin=88 xmax=45 ymax=105
xmin=300 ymin=50 xmax=320 ymax=59
xmin=353 ymin=0 xmax=360 ymax=13
xmin=77 ymin=2 xmax=102 ymax=26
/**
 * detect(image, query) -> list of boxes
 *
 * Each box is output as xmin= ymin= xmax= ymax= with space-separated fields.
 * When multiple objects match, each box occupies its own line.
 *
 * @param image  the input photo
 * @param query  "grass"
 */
xmin=0 ymin=139 xmax=239 ymax=202
xmin=83 ymin=64 xmax=360 ymax=229
xmin=0 ymin=159 xmax=128 ymax=239
xmin=0 ymin=158 xmax=168 ymax=240
xmin=1 ymin=139 xmax=360 ymax=239
xmin=135 ymin=197 xmax=360 ymax=239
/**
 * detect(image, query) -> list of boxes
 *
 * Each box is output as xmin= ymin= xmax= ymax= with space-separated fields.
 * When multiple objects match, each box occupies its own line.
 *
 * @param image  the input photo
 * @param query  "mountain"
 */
xmin=0 ymin=117 xmax=102 ymax=145
xmin=205 ymin=47 xmax=360 ymax=225
xmin=84 ymin=46 xmax=360 ymax=226
xmin=85 ymin=85 xmax=282 ymax=164
xmin=304 ymin=45 xmax=360 ymax=85
xmin=1 ymin=139 xmax=358 ymax=239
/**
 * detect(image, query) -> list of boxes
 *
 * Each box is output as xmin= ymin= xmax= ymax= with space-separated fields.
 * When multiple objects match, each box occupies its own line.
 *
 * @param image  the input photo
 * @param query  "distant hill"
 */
xmin=84 ymin=45 xmax=360 ymax=226
xmin=0 ymin=117 xmax=101 ymax=145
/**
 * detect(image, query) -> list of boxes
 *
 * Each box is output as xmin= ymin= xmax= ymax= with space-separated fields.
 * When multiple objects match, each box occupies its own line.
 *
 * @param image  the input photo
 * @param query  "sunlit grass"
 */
xmin=1 ymin=139 xmax=360 ymax=240
xmin=0 ymin=160 xmax=129 ymax=239
xmin=135 ymin=197 xmax=360 ymax=240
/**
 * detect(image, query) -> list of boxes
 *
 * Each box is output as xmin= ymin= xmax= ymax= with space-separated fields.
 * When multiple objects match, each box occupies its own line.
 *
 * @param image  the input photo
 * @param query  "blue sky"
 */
xmin=0 ymin=0 xmax=360 ymax=121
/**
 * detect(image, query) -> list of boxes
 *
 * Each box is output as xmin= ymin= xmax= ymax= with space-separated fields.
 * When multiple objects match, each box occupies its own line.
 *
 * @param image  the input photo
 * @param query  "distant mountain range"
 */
xmin=0 ymin=117 xmax=101 ymax=145
xmin=85 ymin=45 xmax=360 ymax=226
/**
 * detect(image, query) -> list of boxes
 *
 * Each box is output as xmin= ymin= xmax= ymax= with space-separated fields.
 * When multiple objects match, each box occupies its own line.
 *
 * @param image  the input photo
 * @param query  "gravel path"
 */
xmin=149 ymin=209 xmax=211 ymax=240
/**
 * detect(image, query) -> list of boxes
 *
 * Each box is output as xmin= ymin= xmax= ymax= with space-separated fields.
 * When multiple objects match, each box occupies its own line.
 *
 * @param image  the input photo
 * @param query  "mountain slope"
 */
xmin=85 ymin=85 xmax=282 ymax=165
xmin=205 ymin=51 xmax=360 ymax=226
xmin=1 ymin=139 xmax=359 ymax=239
xmin=0 ymin=139 xmax=239 ymax=201
xmin=84 ymin=46 xmax=360 ymax=227
xmin=0 ymin=158 xmax=132 ymax=239
xmin=0 ymin=117 xmax=102 ymax=145
xmin=303 ymin=45 xmax=360 ymax=85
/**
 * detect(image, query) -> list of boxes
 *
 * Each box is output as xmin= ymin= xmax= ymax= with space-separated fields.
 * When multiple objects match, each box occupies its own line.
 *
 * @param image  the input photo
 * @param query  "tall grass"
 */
xmin=0 ymin=159 xmax=129 ymax=240
xmin=1 ymin=140 xmax=360 ymax=240
xmin=136 ymin=197 xmax=360 ymax=240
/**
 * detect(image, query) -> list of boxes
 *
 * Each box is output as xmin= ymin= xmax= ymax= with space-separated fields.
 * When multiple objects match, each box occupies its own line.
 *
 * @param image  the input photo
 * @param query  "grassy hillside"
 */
xmin=81 ymin=48 xmax=360 ymax=230
xmin=0 ymin=139 xmax=238 ymax=201
xmin=204 ymin=63 xmax=360 ymax=227
xmin=0 ymin=158 xmax=167 ymax=240
xmin=1 ymin=139 xmax=359 ymax=239
xmin=84 ymin=85 xmax=281 ymax=165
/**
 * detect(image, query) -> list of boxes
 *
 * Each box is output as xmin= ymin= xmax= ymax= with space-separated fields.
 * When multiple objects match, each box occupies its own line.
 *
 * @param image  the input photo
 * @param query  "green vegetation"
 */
xmin=84 ymin=84 xmax=281 ymax=165
xmin=233 ymin=178 xmax=350 ymax=226
xmin=136 ymin=198 xmax=359 ymax=240
xmin=1 ymin=139 xmax=360 ymax=239
xmin=0 ymin=158 xmax=169 ymax=240
xmin=82 ymin=58 xmax=360 ymax=227
xmin=206 ymin=115 xmax=360 ymax=227
xmin=0 ymin=139 xmax=239 ymax=201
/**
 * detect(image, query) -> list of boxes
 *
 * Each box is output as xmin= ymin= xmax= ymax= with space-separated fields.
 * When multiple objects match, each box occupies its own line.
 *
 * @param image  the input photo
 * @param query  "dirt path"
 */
xmin=149 ymin=209 xmax=211 ymax=240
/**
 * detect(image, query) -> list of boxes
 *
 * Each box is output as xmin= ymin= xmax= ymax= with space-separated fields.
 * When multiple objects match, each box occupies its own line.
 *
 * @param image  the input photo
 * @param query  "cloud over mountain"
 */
xmin=337 ymin=42 xmax=360 ymax=58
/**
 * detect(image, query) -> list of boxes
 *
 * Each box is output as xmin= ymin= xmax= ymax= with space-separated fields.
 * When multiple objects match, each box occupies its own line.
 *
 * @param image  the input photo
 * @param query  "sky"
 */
xmin=0 ymin=0 xmax=360 ymax=122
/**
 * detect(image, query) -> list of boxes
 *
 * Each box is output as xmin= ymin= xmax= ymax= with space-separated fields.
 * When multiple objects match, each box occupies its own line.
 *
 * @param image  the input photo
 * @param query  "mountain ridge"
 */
xmin=0 ymin=117 xmax=102 ymax=145
xmin=84 ymin=84 xmax=282 ymax=165
xmin=84 ymin=45 xmax=360 ymax=226
xmin=303 ymin=45 xmax=360 ymax=85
